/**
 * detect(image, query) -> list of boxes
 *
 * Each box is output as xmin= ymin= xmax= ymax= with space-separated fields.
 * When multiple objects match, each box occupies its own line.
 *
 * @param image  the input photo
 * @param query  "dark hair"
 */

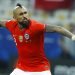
xmin=16 ymin=3 xmax=22 ymax=8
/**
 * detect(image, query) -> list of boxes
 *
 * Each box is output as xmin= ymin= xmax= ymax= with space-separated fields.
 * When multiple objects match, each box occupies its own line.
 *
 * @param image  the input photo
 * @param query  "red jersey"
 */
xmin=6 ymin=19 xmax=50 ymax=72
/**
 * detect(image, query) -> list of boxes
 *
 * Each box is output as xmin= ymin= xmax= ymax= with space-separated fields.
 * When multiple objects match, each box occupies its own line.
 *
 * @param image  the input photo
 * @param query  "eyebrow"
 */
xmin=24 ymin=11 xmax=27 ymax=14
xmin=19 ymin=11 xmax=27 ymax=15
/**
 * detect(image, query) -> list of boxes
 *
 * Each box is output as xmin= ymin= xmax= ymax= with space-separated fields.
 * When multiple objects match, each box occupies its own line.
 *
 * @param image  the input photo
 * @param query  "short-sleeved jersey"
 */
xmin=6 ymin=19 xmax=50 ymax=72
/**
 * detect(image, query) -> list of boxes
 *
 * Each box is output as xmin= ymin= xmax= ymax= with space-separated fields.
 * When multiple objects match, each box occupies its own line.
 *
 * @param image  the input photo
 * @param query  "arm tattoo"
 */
xmin=46 ymin=24 xmax=73 ymax=39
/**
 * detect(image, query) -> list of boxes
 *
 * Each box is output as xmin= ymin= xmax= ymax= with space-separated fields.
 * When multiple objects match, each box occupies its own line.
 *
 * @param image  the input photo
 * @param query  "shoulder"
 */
xmin=6 ymin=20 xmax=17 ymax=29
xmin=30 ymin=19 xmax=45 ymax=29
xmin=6 ymin=20 xmax=17 ymax=24
xmin=6 ymin=20 xmax=17 ymax=27
xmin=30 ymin=19 xmax=46 ymax=31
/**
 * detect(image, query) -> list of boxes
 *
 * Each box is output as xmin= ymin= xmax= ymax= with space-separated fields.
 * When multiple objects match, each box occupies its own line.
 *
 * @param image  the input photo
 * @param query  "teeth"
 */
xmin=24 ymin=19 xmax=27 ymax=20
xmin=24 ymin=20 xmax=27 ymax=21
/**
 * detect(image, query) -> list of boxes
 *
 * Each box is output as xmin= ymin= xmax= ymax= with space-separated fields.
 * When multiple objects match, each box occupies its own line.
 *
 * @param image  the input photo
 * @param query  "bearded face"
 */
xmin=18 ymin=18 xmax=30 ymax=28
xmin=13 ymin=6 xmax=30 ymax=28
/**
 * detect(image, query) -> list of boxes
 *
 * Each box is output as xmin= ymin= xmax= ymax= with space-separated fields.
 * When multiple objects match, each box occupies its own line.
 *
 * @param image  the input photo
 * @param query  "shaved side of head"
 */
xmin=13 ymin=3 xmax=22 ymax=18
xmin=13 ymin=3 xmax=27 ymax=18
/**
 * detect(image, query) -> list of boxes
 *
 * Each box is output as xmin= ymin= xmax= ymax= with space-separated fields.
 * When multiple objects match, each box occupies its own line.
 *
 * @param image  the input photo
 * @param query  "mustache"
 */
xmin=23 ymin=17 xmax=28 ymax=20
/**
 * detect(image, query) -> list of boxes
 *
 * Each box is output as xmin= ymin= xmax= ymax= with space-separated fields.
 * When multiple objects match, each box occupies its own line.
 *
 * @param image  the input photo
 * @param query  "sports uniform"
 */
xmin=6 ymin=19 xmax=51 ymax=75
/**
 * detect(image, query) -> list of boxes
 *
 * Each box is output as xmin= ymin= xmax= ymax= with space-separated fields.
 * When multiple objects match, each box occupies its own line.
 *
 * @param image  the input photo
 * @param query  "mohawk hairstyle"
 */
xmin=16 ymin=3 xmax=22 ymax=8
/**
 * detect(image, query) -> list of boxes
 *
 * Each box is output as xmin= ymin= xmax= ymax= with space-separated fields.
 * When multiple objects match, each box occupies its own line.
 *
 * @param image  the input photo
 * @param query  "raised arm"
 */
xmin=45 ymin=24 xmax=74 ymax=39
xmin=0 ymin=21 xmax=7 ymax=27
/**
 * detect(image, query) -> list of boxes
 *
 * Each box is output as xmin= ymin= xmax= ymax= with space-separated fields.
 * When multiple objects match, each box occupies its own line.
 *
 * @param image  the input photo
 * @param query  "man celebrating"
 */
xmin=0 ymin=3 xmax=75 ymax=75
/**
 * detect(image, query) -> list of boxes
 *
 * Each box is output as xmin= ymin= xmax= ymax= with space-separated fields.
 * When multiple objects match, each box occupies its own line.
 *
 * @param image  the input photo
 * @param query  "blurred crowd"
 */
xmin=0 ymin=0 xmax=75 ymax=60
xmin=0 ymin=0 xmax=75 ymax=75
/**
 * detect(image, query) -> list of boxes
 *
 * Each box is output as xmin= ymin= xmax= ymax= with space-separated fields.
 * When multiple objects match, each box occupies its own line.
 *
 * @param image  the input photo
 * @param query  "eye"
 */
xmin=19 ymin=13 xmax=23 ymax=15
xmin=24 ymin=12 xmax=27 ymax=14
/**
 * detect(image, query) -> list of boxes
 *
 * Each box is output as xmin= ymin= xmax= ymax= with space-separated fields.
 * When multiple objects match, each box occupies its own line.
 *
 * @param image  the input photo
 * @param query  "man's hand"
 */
xmin=72 ymin=35 xmax=75 ymax=41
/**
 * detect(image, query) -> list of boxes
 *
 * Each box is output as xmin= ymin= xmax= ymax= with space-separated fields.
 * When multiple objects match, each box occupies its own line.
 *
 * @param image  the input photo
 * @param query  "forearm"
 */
xmin=46 ymin=25 xmax=74 ymax=39
xmin=56 ymin=26 xmax=74 ymax=39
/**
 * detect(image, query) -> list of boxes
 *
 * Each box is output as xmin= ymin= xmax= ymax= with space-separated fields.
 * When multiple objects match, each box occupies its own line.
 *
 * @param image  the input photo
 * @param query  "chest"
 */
xmin=11 ymin=26 xmax=39 ymax=45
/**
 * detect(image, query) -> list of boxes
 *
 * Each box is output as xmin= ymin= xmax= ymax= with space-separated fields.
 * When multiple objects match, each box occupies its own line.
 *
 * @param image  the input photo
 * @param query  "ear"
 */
xmin=13 ymin=15 xmax=15 ymax=19
xmin=13 ymin=16 xmax=14 ymax=18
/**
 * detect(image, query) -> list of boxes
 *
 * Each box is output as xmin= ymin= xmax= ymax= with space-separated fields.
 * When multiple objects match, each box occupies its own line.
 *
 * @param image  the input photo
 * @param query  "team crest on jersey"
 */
xmin=19 ymin=36 xmax=23 ymax=42
xmin=24 ymin=33 xmax=30 ymax=40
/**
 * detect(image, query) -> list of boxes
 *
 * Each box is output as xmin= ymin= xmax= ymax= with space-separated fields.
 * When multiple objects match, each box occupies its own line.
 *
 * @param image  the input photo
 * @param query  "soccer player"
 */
xmin=0 ymin=3 xmax=75 ymax=75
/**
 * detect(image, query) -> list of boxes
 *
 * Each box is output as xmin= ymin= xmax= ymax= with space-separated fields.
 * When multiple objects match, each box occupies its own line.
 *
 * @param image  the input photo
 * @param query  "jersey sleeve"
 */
xmin=38 ymin=23 xmax=46 ymax=32
xmin=5 ymin=20 xmax=12 ymax=31
xmin=31 ymin=19 xmax=46 ymax=33
xmin=5 ymin=20 xmax=15 ymax=32
xmin=35 ymin=22 xmax=46 ymax=33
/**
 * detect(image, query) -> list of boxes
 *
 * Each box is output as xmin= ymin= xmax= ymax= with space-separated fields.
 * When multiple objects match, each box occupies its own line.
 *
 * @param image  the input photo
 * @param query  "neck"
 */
xmin=18 ymin=23 xmax=25 ymax=30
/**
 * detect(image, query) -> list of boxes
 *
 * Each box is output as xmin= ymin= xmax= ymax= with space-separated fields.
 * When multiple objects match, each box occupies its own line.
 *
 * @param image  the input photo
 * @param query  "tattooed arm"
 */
xmin=45 ymin=24 xmax=74 ymax=39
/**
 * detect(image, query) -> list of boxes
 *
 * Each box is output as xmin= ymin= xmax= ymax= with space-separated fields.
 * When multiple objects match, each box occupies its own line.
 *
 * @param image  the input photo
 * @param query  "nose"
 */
xmin=23 ymin=13 xmax=28 ymax=18
xmin=23 ymin=14 xmax=26 ymax=18
xmin=23 ymin=15 xmax=27 ymax=19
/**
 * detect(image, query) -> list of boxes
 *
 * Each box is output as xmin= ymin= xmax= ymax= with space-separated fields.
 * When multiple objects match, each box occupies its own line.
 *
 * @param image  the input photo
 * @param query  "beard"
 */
xmin=18 ymin=19 xmax=30 ymax=28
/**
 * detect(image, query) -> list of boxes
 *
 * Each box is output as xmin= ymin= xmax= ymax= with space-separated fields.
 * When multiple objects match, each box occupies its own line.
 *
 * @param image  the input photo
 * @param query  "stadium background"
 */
xmin=0 ymin=0 xmax=75 ymax=75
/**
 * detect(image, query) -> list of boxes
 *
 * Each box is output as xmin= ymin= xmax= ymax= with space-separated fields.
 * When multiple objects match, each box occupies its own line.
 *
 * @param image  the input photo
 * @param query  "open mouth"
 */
xmin=23 ymin=18 xmax=28 ymax=22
